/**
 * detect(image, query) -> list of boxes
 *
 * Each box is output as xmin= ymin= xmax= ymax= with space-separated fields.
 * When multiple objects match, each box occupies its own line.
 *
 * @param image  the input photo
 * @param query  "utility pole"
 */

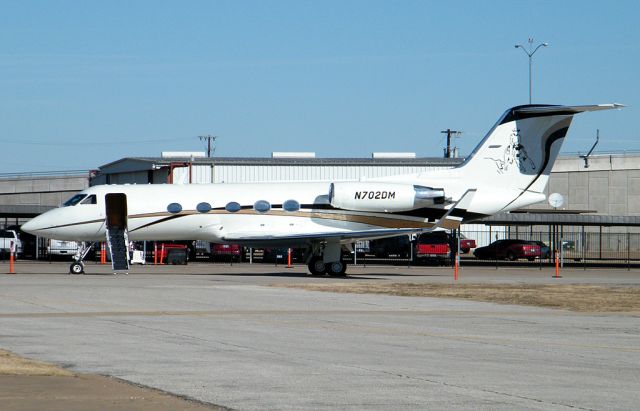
xmin=440 ymin=129 xmax=462 ymax=158
xmin=199 ymin=135 xmax=217 ymax=157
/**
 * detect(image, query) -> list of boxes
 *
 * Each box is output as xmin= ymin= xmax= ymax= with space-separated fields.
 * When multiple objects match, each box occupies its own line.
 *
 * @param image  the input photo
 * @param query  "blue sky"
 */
xmin=0 ymin=0 xmax=637 ymax=173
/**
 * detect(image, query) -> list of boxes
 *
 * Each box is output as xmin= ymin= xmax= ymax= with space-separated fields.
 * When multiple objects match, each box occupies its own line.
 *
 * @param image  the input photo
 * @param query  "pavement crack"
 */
xmin=338 ymin=364 xmax=597 ymax=410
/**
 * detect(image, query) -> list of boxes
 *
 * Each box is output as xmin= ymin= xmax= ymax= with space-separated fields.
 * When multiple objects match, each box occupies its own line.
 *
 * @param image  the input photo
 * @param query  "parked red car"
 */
xmin=473 ymin=239 xmax=541 ymax=261
xmin=157 ymin=243 xmax=189 ymax=265
xmin=210 ymin=243 xmax=242 ymax=262
xmin=413 ymin=232 xmax=477 ymax=264
xmin=414 ymin=232 xmax=450 ymax=263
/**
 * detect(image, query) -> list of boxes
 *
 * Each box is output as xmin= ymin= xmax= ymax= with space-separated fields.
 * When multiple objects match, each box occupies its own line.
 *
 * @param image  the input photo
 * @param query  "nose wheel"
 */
xmin=69 ymin=242 xmax=95 ymax=275
xmin=69 ymin=262 xmax=84 ymax=275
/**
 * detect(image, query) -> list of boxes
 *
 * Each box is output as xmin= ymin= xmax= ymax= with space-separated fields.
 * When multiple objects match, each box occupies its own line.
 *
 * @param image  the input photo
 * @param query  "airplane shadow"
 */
xmin=202 ymin=272 xmax=449 ymax=280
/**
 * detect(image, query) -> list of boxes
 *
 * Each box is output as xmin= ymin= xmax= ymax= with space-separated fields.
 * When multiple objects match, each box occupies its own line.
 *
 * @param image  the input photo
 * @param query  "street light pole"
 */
xmin=514 ymin=38 xmax=548 ymax=104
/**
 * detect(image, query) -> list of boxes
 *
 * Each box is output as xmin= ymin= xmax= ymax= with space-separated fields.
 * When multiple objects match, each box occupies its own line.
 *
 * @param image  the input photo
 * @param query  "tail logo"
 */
xmin=485 ymin=129 xmax=537 ymax=174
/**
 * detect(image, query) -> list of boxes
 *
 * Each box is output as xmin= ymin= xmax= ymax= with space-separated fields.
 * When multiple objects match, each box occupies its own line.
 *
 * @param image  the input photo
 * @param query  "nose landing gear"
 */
xmin=69 ymin=242 xmax=95 ymax=275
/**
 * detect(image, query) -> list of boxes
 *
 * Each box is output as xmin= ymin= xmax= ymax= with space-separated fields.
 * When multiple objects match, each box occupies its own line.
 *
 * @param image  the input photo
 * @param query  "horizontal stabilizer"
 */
xmin=431 ymin=189 xmax=476 ymax=230
xmin=515 ymin=103 xmax=624 ymax=115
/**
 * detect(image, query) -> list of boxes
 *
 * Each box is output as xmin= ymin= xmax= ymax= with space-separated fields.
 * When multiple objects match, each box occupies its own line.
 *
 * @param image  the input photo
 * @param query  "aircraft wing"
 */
xmin=222 ymin=189 xmax=476 ymax=245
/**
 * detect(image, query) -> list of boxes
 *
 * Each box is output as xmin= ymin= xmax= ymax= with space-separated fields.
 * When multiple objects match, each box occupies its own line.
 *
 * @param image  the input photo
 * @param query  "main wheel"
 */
xmin=308 ymin=257 xmax=326 ymax=276
xmin=328 ymin=260 xmax=347 ymax=277
xmin=507 ymin=251 xmax=516 ymax=261
xmin=69 ymin=262 xmax=84 ymax=275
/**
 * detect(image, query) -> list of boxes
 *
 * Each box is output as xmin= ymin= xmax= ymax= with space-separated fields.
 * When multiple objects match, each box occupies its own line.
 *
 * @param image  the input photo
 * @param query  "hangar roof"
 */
xmin=478 ymin=212 xmax=640 ymax=227
xmin=98 ymin=156 xmax=464 ymax=173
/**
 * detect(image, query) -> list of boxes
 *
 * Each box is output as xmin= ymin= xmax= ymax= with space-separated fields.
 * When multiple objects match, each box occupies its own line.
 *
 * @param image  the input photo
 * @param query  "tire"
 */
xmin=527 ymin=257 xmax=535 ymax=262
xmin=69 ymin=262 xmax=84 ymax=275
xmin=308 ymin=257 xmax=326 ymax=276
xmin=328 ymin=260 xmax=347 ymax=277
xmin=507 ymin=251 xmax=517 ymax=261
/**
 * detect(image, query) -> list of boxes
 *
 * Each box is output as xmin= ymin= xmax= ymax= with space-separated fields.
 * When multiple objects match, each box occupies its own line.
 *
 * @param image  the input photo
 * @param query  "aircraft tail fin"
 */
xmin=458 ymin=104 xmax=623 ymax=206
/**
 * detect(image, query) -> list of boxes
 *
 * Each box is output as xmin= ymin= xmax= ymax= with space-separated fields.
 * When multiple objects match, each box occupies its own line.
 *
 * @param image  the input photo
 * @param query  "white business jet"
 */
xmin=23 ymin=104 xmax=622 ymax=275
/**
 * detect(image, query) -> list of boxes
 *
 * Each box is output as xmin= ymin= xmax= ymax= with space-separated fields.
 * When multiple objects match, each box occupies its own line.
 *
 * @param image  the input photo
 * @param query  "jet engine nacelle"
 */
xmin=329 ymin=182 xmax=446 ymax=212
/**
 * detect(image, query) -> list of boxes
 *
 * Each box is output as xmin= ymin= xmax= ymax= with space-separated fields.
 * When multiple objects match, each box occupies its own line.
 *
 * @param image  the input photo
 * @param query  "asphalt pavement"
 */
xmin=0 ymin=261 xmax=639 ymax=410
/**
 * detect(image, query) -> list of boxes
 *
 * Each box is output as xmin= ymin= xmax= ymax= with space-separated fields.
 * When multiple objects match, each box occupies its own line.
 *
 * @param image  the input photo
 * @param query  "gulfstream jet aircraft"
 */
xmin=23 ymin=104 xmax=622 ymax=275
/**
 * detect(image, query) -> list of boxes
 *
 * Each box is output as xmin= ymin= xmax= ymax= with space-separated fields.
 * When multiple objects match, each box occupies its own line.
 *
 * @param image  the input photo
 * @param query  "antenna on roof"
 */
xmin=579 ymin=129 xmax=599 ymax=168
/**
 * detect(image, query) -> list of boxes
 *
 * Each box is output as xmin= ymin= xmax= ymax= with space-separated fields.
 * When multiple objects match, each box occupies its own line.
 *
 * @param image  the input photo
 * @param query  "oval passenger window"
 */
xmin=225 ymin=202 xmax=241 ymax=212
xmin=167 ymin=203 xmax=182 ymax=214
xmin=283 ymin=199 xmax=300 ymax=212
xmin=196 ymin=202 xmax=212 ymax=213
xmin=254 ymin=200 xmax=271 ymax=213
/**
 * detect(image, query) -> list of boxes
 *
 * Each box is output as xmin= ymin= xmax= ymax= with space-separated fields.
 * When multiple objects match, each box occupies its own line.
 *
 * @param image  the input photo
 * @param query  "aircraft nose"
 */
xmin=22 ymin=214 xmax=45 ymax=235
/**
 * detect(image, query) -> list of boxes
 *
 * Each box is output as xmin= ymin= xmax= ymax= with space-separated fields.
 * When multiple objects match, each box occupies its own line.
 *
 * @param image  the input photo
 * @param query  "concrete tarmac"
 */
xmin=1 ymin=261 xmax=639 ymax=410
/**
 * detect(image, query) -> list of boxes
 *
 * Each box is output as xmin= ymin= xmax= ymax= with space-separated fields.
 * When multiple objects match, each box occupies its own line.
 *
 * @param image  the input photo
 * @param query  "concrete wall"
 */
xmin=0 ymin=174 xmax=89 ymax=208
xmin=538 ymin=154 xmax=640 ymax=216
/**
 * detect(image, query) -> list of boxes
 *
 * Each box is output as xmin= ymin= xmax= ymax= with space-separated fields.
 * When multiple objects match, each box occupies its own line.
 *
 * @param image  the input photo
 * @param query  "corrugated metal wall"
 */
xmin=109 ymin=171 xmax=149 ymax=185
xmin=211 ymin=165 xmax=447 ymax=183
xmin=172 ymin=165 xmax=213 ymax=184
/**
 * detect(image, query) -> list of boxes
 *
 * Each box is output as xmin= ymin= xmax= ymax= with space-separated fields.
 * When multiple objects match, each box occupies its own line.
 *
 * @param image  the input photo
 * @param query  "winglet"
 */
xmin=433 ymin=189 xmax=476 ymax=230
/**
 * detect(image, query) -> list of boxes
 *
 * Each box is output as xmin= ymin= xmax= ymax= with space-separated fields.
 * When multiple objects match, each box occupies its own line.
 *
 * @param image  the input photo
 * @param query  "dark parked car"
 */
xmin=262 ymin=247 xmax=303 ymax=263
xmin=473 ymin=239 xmax=542 ymax=261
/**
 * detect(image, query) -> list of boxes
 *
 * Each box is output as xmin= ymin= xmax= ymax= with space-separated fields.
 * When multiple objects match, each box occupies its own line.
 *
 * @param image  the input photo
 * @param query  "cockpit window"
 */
xmin=63 ymin=194 xmax=87 ymax=207
xmin=80 ymin=195 xmax=97 ymax=205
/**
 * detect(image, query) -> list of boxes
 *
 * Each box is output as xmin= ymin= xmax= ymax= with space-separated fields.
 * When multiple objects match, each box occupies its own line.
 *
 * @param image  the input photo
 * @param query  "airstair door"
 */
xmin=105 ymin=193 xmax=130 ymax=272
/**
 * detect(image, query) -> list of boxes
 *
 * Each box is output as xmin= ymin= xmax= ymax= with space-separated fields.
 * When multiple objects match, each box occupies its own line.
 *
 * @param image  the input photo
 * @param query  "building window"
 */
xmin=167 ymin=203 xmax=182 ymax=214
xmin=196 ymin=202 xmax=212 ymax=213
xmin=254 ymin=200 xmax=271 ymax=213
xmin=283 ymin=199 xmax=300 ymax=212
xmin=225 ymin=202 xmax=241 ymax=213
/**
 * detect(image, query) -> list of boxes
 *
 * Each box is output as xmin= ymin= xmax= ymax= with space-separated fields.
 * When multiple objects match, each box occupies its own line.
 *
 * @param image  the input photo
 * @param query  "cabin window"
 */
xmin=63 ymin=194 xmax=87 ymax=207
xmin=225 ymin=202 xmax=241 ymax=213
xmin=283 ymin=199 xmax=300 ymax=212
xmin=254 ymin=200 xmax=271 ymax=213
xmin=167 ymin=203 xmax=182 ymax=214
xmin=196 ymin=202 xmax=212 ymax=213
xmin=80 ymin=195 xmax=97 ymax=205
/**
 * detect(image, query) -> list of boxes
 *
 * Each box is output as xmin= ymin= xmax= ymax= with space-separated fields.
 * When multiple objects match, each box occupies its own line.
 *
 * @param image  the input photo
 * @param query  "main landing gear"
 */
xmin=69 ymin=242 xmax=95 ymax=275
xmin=307 ymin=257 xmax=347 ymax=277
xmin=306 ymin=242 xmax=348 ymax=277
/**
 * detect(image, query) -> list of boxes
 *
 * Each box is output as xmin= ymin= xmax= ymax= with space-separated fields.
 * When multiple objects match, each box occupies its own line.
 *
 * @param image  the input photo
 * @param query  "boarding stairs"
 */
xmin=106 ymin=227 xmax=130 ymax=272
